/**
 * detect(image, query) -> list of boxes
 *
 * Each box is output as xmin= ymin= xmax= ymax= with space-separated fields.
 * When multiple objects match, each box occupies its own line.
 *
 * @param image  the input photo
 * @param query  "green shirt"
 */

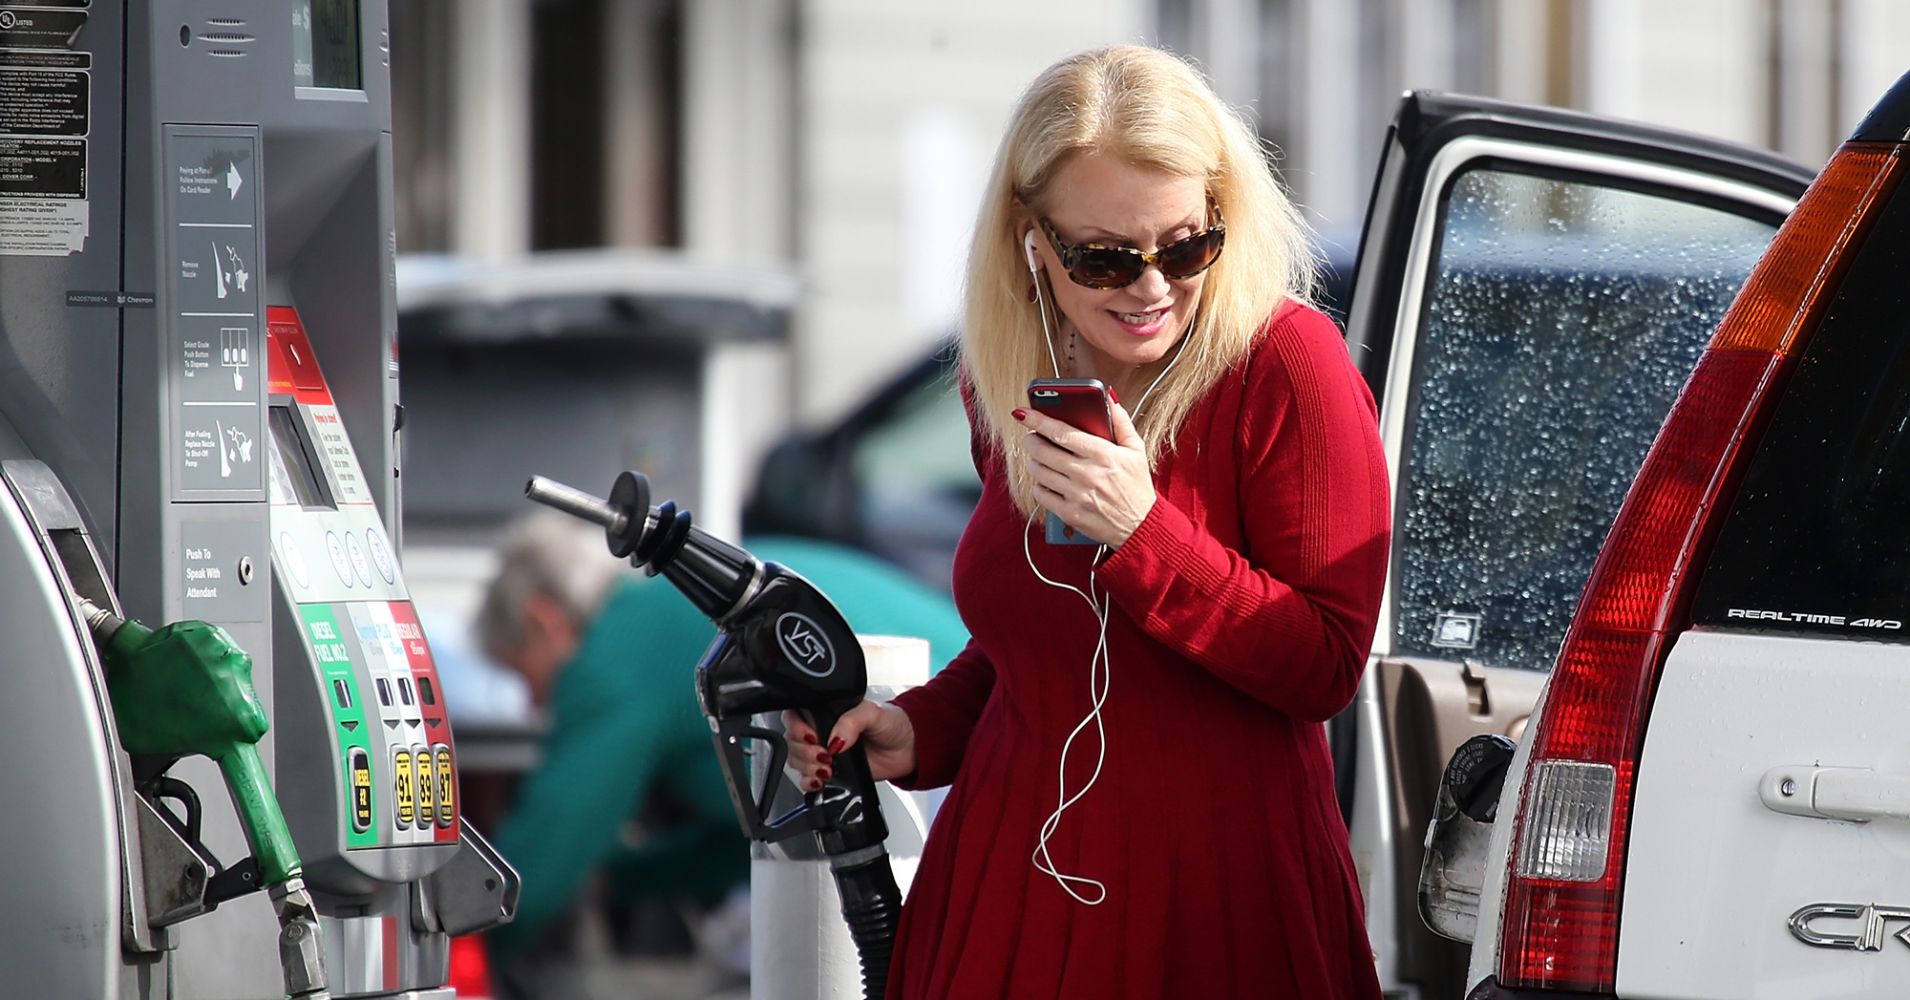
xmin=487 ymin=536 xmax=968 ymax=956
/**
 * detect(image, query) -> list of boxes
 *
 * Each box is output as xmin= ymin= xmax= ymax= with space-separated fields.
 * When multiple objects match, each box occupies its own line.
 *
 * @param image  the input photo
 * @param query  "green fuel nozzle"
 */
xmin=81 ymin=601 xmax=298 ymax=882
xmin=79 ymin=599 xmax=330 ymax=1000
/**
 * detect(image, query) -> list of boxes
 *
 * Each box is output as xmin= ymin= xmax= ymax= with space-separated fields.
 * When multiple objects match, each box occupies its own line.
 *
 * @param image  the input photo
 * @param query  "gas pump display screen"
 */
xmin=293 ymin=0 xmax=361 ymax=90
xmin=269 ymin=406 xmax=333 ymax=509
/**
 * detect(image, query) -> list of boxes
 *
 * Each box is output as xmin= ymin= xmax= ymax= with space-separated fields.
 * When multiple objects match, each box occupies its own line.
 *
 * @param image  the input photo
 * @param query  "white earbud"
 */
xmin=1026 ymin=228 xmax=1062 ymax=377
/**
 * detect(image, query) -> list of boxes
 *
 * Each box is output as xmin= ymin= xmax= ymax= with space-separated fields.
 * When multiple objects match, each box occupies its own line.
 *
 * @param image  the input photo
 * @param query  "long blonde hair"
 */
xmin=962 ymin=45 xmax=1318 ymax=515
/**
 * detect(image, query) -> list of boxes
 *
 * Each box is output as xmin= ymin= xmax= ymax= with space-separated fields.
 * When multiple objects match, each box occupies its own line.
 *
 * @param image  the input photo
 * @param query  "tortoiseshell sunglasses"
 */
xmin=1038 ymin=199 xmax=1226 ymax=290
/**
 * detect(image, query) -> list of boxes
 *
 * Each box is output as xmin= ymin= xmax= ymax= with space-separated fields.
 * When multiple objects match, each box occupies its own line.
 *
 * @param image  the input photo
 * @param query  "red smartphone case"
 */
xmin=1027 ymin=378 xmax=1113 ymax=439
xmin=1028 ymin=378 xmax=1112 ymax=545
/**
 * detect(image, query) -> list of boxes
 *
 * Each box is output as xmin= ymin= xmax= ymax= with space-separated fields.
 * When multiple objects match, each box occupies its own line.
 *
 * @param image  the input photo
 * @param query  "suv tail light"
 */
xmin=1497 ymin=143 xmax=1906 ymax=991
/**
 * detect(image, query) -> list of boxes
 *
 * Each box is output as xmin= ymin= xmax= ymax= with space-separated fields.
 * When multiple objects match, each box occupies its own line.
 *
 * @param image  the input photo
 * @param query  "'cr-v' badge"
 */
xmin=1789 ymin=903 xmax=1910 ymax=951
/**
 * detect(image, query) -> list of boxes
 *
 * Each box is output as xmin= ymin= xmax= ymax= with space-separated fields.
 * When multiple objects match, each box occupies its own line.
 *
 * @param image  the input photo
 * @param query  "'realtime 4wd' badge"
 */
xmin=1790 ymin=903 xmax=1910 ymax=951
xmin=1728 ymin=608 xmax=1904 ymax=630
xmin=776 ymin=612 xmax=836 ymax=678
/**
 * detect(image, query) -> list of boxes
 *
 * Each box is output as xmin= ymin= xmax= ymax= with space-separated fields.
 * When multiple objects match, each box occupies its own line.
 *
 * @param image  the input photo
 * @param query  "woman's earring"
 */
xmin=1026 ymin=283 xmax=1037 ymax=304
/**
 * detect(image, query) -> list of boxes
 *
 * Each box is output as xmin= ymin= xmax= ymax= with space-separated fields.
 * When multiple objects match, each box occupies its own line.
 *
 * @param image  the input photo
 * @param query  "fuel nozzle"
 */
xmin=526 ymin=473 xmax=758 ymax=621
xmin=528 ymin=473 xmax=902 ymax=999
xmin=77 ymin=599 xmax=330 ymax=999
xmin=527 ymin=473 xmax=873 ymax=734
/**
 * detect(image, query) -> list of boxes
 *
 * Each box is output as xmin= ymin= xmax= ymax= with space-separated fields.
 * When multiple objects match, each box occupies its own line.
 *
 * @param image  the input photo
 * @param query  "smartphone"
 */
xmin=1027 ymin=378 xmax=1113 ymax=545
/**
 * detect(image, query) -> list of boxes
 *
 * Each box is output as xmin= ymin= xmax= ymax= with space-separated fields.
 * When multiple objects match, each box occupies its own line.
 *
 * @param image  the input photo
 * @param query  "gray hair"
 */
xmin=475 ymin=511 xmax=628 ymax=660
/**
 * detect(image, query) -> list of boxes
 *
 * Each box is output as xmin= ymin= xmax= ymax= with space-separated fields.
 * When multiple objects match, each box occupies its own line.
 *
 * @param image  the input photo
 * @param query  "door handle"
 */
xmin=1760 ymin=765 xmax=1910 ymax=823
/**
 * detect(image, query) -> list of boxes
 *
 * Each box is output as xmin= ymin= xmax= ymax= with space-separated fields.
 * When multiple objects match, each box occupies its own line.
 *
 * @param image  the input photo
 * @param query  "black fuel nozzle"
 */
xmin=527 ymin=472 xmax=901 ymax=998
xmin=527 ymin=473 xmax=867 ymax=722
xmin=526 ymin=473 xmax=756 ymax=621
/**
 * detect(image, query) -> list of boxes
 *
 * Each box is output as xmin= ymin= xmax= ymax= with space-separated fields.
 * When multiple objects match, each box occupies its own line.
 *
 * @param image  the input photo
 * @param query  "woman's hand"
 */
xmin=783 ymin=700 xmax=918 ymax=791
xmin=1018 ymin=400 xmax=1155 ymax=547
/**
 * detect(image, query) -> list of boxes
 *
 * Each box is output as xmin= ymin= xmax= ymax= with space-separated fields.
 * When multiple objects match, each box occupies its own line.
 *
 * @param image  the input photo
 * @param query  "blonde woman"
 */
xmin=788 ymin=45 xmax=1389 ymax=997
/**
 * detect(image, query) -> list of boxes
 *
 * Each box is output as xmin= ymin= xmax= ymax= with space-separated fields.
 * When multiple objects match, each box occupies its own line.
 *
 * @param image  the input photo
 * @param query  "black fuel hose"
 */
xmin=831 ymin=849 xmax=902 ymax=998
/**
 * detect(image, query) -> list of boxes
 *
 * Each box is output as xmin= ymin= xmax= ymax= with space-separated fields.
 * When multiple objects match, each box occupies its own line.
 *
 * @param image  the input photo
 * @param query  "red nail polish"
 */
xmin=807 ymin=779 xmax=823 ymax=791
xmin=828 ymin=737 xmax=845 ymax=754
xmin=802 ymin=733 xmax=818 ymax=746
xmin=1012 ymin=408 xmax=1027 ymax=421
xmin=819 ymin=768 xmax=833 ymax=781
xmin=817 ymin=753 xmax=833 ymax=767
xmin=1110 ymin=387 xmax=1120 ymax=403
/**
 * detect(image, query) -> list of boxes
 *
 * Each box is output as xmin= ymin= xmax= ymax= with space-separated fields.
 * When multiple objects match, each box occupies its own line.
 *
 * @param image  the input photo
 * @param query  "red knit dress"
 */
xmin=887 ymin=301 xmax=1390 ymax=998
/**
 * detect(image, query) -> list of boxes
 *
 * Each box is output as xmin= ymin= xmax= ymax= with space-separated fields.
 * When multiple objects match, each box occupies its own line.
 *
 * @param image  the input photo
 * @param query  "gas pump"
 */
xmin=0 ymin=3 xmax=515 ymax=998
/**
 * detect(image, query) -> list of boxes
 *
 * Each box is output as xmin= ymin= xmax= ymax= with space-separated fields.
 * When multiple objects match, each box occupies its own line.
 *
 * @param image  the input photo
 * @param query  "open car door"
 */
xmin=1336 ymin=93 xmax=1814 ymax=999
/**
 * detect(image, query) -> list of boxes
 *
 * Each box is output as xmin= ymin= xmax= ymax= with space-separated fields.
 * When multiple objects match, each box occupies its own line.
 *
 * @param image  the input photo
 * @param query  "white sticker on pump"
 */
xmin=306 ymin=404 xmax=373 ymax=505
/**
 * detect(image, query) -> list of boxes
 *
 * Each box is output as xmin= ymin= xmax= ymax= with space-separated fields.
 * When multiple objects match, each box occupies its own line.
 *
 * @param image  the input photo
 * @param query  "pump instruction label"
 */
xmin=0 ymin=48 xmax=86 ymax=255
xmin=180 ymin=520 xmax=263 ymax=622
xmin=167 ymin=129 xmax=264 ymax=497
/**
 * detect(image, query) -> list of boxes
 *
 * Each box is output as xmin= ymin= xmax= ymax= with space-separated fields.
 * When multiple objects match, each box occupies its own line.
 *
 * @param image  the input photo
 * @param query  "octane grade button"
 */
xmin=393 ymin=748 xmax=415 ymax=829
xmin=325 ymin=531 xmax=354 ymax=588
xmin=367 ymin=527 xmax=396 ymax=585
xmin=345 ymin=532 xmax=374 ymax=589
xmin=434 ymin=745 xmax=455 ymax=828
xmin=279 ymin=531 xmax=310 ymax=589
xmin=348 ymin=748 xmax=373 ymax=834
xmin=414 ymin=745 xmax=436 ymax=828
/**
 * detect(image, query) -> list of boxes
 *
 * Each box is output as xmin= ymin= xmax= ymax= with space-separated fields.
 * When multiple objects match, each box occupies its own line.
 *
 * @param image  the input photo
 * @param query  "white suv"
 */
xmin=1412 ymin=70 xmax=1910 ymax=999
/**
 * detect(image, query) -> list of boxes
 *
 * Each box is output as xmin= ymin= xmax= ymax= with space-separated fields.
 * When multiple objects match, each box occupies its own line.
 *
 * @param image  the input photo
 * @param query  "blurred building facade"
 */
xmin=391 ymin=0 xmax=1910 ymax=426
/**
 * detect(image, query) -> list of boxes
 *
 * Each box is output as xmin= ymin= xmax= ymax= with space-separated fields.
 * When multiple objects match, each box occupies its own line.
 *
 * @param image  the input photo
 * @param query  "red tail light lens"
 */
xmin=1498 ymin=144 xmax=1905 ymax=991
xmin=448 ymin=933 xmax=497 ymax=998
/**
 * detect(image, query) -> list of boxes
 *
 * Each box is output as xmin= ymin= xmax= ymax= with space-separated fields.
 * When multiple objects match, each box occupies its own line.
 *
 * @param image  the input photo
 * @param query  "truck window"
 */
xmin=1393 ymin=166 xmax=1777 ymax=670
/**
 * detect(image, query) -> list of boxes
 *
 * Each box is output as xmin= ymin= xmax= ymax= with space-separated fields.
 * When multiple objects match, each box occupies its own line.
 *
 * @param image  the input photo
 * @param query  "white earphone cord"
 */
xmin=1027 ymin=230 xmax=1063 ymax=378
xmin=1022 ymin=301 xmax=1194 ymax=906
